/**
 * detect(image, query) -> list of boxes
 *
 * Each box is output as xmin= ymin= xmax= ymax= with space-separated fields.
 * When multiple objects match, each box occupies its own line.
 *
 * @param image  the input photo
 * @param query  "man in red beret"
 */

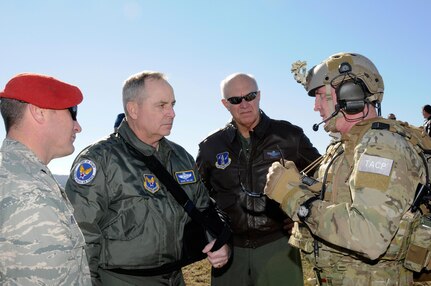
xmin=0 ymin=73 xmax=91 ymax=285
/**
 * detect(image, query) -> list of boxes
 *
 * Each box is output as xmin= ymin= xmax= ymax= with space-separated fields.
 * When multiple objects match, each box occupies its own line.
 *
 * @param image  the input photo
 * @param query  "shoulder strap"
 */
xmin=130 ymin=144 xmax=195 ymax=212
xmin=124 ymin=141 xmax=231 ymax=251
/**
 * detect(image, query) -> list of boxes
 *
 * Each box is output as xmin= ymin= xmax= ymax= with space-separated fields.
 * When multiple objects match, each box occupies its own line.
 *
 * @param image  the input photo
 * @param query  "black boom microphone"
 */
xmin=312 ymin=107 xmax=340 ymax=131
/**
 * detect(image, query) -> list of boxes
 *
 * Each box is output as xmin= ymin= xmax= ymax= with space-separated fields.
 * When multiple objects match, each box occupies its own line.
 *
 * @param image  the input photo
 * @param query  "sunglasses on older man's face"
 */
xmin=226 ymin=91 xmax=258 ymax=105
xmin=67 ymin=106 xmax=78 ymax=121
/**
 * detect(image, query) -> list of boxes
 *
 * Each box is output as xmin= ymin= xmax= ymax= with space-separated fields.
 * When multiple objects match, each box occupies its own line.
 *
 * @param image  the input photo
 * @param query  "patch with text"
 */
xmin=357 ymin=154 xmax=393 ymax=176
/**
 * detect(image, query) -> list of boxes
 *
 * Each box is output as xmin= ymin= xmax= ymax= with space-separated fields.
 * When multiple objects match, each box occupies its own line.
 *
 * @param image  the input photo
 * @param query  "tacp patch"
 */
xmin=215 ymin=152 xmax=231 ymax=169
xmin=143 ymin=174 xmax=160 ymax=194
xmin=74 ymin=159 xmax=97 ymax=184
xmin=357 ymin=154 xmax=393 ymax=176
xmin=175 ymin=170 xmax=196 ymax=184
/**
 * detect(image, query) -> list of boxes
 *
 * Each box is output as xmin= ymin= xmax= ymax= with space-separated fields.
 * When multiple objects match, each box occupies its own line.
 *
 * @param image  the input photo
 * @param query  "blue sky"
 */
xmin=1 ymin=1 xmax=430 ymax=174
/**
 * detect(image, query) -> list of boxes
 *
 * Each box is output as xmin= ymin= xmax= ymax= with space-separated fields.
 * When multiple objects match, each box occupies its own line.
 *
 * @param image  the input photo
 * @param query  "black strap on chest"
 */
xmin=124 ymin=141 xmax=231 ymax=252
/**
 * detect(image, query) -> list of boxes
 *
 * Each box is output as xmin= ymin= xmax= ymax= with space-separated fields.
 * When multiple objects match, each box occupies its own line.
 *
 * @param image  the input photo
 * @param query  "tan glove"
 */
xmin=264 ymin=161 xmax=301 ymax=204
xmin=264 ymin=161 xmax=319 ymax=219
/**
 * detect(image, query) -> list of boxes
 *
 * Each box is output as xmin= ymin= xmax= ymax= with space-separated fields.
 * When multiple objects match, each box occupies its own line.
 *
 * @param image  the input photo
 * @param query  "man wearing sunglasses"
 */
xmin=196 ymin=73 xmax=320 ymax=286
xmin=0 ymin=73 xmax=90 ymax=285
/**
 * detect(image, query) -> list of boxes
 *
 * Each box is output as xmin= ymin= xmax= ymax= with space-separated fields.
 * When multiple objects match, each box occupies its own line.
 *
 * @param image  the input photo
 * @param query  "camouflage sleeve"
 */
xmin=65 ymin=154 xmax=107 ymax=285
xmin=305 ymin=130 xmax=425 ymax=260
xmin=0 ymin=181 xmax=89 ymax=284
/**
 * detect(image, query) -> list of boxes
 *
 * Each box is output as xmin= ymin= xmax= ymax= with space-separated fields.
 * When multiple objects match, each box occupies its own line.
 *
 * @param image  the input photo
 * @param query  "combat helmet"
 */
xmin=305 ymin=52 xmax=384 ymax=105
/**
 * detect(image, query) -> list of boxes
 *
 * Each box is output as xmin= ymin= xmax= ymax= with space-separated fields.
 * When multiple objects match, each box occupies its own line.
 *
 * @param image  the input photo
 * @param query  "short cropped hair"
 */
xmin=0 ymin=98 xmax=27 ymax=133
xmin=220 ymin=73 xmax=258 ymax=99
xmin=122 ymin=71 xmax=167 ymax=113
xmin=423 ymin=105 xmax=431 ymax=115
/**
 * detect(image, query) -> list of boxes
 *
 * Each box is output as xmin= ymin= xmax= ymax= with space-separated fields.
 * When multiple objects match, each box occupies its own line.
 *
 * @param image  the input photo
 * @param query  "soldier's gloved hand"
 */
xmin=283 ymin=217 xmax=295 ymax=234
xmin=264 ymin=161 xmax=300 ymax=204
xmin=264 ymin=161 xmax=316 ymax=219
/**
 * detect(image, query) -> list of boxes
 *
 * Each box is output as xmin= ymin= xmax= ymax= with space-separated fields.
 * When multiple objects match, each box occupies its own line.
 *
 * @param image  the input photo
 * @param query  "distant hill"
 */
xmin=54 ymin=174 xmax=69 ymax=188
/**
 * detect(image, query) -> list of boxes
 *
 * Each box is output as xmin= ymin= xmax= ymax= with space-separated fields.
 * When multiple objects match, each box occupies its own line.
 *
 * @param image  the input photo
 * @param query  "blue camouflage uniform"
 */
xmin=0 ymin=138 xmax=91 ymax=285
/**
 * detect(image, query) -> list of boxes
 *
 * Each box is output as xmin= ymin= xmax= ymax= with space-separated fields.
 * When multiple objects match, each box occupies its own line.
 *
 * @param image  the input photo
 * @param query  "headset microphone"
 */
xmin=312 ymin=107 xmax=340 ymax=132
xmin=312 ymin=122 xmax=323 ymax=132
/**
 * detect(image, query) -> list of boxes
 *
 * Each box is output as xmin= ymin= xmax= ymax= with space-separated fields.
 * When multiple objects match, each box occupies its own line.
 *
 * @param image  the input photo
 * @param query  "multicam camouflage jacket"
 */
xmin=287 ymin=118 xmax=429 ymax=284
xmin=0 ymin=138 xmax=91 ymax=285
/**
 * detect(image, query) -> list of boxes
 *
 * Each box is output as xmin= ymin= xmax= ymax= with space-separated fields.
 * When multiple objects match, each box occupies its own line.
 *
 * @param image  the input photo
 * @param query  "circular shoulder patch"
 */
xmin=74 ymin=159 xmax=97 ymax=185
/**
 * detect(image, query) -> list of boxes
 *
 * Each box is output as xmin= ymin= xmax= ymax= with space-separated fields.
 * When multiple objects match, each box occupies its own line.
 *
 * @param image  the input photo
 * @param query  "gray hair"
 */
xmin=220 ymin=73 xmax=258 ymax=99
xmin=122 ymin=71 xmax=167 ymax=113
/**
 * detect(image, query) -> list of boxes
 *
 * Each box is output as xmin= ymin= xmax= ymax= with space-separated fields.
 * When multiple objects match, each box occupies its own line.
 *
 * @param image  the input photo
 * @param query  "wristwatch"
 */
xmin=297 ymin=196 xmax=320 ymax=220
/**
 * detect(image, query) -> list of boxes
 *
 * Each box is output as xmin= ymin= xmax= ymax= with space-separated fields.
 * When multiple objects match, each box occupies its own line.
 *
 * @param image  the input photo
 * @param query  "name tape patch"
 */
xmin=357 ymin=154 xmax=393 ymax=176
xmin=175 ymin=170 xmax=196 ymax=184
xmin=264 ymin=149 xmax=282 ymax=160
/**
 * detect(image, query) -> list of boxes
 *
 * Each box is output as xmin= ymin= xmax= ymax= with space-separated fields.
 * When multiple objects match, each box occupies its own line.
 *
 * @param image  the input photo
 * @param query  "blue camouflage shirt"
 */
xmin=0 ymin=138 xmax=91 ymax=285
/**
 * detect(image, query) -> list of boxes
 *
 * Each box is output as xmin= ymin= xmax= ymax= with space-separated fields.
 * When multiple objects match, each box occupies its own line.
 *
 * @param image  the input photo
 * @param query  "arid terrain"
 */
xmin=183 ymin=261 xmax=431 ymax=286
xmin=182 ymin=257 xmax=315 ymax=286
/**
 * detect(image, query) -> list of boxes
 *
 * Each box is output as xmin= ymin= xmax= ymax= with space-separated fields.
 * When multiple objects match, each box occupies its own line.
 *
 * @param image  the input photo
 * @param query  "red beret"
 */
xmin=0 ymin=73 xmax=83 ymax=109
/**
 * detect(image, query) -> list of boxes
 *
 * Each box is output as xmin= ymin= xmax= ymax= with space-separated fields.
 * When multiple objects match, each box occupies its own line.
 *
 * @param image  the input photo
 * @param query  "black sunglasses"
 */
xmin=67 ymin=106 xmax=78 ymax=121
xmin=226 ymin=91 xmax=258 ymax=105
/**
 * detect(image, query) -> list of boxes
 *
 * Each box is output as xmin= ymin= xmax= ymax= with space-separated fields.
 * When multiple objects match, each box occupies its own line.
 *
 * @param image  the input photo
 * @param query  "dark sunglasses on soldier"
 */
xmin=67 ymin=106 xmax=78 ymax=121
xmin=226 ymin=91 xmax=258 ymax=105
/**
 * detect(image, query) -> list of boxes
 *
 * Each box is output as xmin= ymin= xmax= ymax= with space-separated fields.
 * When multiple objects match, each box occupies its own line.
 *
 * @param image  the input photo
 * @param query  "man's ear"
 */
xmin=221 ymin=98 xmax=230 ymax=111
xmin=28 ymin=104 xmax=46 ymax=123
xmin=126 ymin=101 xmax=138 ymax=120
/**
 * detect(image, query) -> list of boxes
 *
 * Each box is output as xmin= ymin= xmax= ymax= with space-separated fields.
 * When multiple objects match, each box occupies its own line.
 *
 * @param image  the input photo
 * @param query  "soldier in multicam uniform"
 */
xmin=264 ymin=52 xmax=430 ymax=285
xmin=0 ymin=74 xmax=91 ymax=285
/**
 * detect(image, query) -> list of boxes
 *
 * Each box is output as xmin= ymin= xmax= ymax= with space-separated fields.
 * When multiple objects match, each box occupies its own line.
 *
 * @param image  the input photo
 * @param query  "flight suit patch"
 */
xmin=143 ymin=174 xmax=160 ymax=193
xmin=263 ymin=149 xmax=282 ymax=160
xmin=175 ymin=170 xmax=196 ymax=184
xmin=74 ymin=159 xmax=97 ymax=184
xmin=215 ymin=152 xmax=231 ymax=169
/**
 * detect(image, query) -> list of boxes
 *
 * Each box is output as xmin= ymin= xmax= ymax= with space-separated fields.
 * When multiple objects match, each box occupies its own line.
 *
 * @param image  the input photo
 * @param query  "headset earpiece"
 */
xmin=336 ymin=80 xmax=366 ymax=115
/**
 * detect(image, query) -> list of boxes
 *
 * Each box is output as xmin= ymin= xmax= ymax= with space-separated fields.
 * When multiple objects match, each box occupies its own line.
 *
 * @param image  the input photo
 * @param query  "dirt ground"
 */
xmin=182 ymin=257 xmax=316 ymax=286
xmin=182 ymin=260 xmax=431 ymax=286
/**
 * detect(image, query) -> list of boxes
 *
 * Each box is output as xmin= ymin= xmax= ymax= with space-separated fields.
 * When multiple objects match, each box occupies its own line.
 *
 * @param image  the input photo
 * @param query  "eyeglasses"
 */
xmin=226 ymin=91 xmax=258 ymax=105
xmin=67 ymin=106 xmax=78 ymax=121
